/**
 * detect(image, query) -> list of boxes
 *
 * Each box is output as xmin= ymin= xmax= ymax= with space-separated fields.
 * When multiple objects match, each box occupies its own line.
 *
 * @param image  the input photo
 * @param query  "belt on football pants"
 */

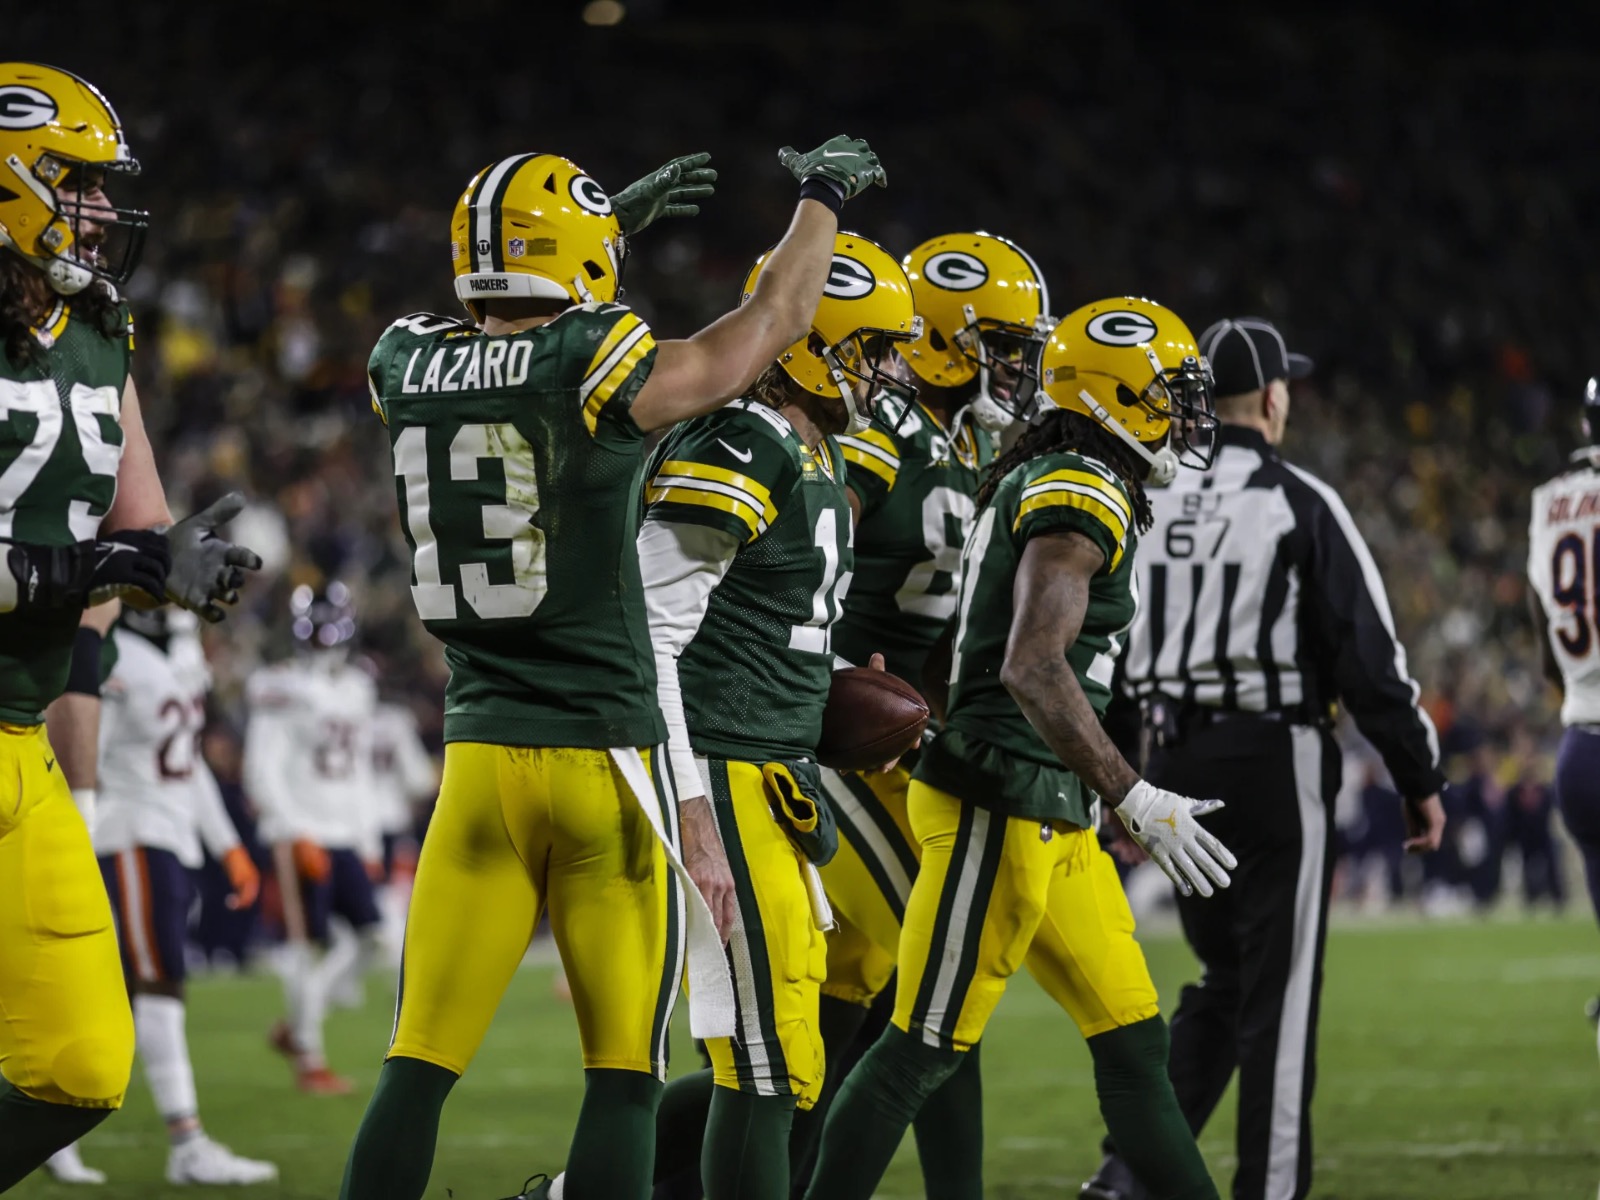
xmin=609 ymin=748 xmax=737 ymax=1040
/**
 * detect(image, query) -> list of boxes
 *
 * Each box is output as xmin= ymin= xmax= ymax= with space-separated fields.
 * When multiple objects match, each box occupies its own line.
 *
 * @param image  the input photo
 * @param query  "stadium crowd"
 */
xmin=30 ymin=2 xmax=1591 ymax=928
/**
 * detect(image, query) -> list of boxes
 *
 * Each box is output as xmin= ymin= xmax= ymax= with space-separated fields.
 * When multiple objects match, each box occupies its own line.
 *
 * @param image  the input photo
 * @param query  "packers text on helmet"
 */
xmin=451 ymin=153 xmax=625 ymax=320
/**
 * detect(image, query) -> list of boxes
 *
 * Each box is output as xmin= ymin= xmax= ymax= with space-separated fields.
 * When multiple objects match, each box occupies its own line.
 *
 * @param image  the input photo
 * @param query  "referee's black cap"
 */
xmin=1199 ymin=317 xmax=1314 ymax=398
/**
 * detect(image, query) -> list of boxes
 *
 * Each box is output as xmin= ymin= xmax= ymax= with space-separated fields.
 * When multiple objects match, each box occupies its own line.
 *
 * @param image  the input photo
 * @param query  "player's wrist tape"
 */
xmin=65 ymin=627 xmax=106 ymax=697
xmin=70 ymin=788 xmax=97 ymax=830
xmin=799 ymin=177 xmax=845 ymax=214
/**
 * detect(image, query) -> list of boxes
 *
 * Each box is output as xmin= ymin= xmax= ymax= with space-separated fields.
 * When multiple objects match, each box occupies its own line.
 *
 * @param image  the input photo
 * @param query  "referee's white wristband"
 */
xmin=70 ymin=787 xmax=97 ymax=833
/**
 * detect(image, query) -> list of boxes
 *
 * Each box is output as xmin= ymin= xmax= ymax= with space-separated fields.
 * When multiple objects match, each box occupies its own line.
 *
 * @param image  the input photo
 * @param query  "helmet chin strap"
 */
xmin=821 ymin=346 xmax=870 ymax=434
xmin=1077 ymin=390 xmax=1179 ymax=486
xmin=961 ymin=303 xmax=1015 ymax=433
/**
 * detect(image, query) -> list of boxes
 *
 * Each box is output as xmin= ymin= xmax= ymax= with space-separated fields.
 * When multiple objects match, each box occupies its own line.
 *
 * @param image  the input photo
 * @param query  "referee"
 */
xmin=1080 ymin=317 xmax=1446 ymax=1200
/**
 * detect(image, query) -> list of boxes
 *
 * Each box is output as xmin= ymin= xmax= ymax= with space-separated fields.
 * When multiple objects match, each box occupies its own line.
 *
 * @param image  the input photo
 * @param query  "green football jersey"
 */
xmin=368 ymin=302 xmax=665 ymax=749
xmin=916 ymin=450 xmax=1139 ymax=825
xmin=0 ymin=299 xmax=132 ymax=724
xmin=645 ymin=400 xmax=853 ymax=763
xmin=832 ymin=396 xmax=993 ymax=688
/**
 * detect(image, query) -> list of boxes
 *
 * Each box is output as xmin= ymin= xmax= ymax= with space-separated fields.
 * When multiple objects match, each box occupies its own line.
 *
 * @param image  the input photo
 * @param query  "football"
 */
xmin=816 ymin=666 xmax=931 ymax=772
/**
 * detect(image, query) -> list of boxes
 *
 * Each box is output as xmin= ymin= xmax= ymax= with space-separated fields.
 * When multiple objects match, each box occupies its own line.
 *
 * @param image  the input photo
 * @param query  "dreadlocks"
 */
xmin=976 ymin=408 xmax=1155 ymax=533
xmin=1 ymin=252 xmax=124 ymax=370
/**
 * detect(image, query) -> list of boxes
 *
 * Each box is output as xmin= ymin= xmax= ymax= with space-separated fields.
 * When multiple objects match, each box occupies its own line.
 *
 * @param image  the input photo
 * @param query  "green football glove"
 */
xmin=777 ymin=135 xmax=886 ymax=202
xmin=609 ymin=152 xmax=717 ymax=237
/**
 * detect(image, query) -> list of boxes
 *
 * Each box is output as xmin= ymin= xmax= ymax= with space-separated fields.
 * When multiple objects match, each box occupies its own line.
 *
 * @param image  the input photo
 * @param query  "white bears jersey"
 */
xmin=94 ymin=619 xmax=242 ymax=868
xmin=369 ymin=702 xmax=436 ymax=838
xmin=1528 ymin=454 xmax=1600 ymax=724
xmin=243 ymin=655 xmax=380 ymax=855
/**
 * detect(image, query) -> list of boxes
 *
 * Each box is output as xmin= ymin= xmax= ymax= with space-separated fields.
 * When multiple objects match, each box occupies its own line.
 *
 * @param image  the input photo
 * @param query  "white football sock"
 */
xmin=134 ymin=993 xmax=199 ymax=1135
xmin=282 ymin=940 xmax=327 ymax=1061
xmin=321 ymin=919 xmax=367 ymax=1008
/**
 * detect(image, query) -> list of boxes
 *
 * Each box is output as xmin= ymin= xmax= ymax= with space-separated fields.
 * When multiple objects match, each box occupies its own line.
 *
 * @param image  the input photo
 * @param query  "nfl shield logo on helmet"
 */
xmin=508 ymin=237 xmax=526 ymax=259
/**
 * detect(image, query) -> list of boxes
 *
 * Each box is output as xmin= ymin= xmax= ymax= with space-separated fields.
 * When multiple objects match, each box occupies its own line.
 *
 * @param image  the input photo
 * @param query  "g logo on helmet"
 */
xmin=1085 ymin=310 xmax=1159 ymax=346
xmin=824 ymin=255 xmax=876 ymax=300
xmin=922 ymin=251 xmax=989 ymax=292
xmin=570 ymin=175 xmax=613 ymax=216
xmin=0 ymin=85 xmax=57 ymax=130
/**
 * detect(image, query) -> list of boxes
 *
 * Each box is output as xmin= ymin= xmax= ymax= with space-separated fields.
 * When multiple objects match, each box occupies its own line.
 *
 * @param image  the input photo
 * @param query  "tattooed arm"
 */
xmin=1000 ymin=530 xmax=1236 ymax=897
xmin=997 ymin=530 xmax=1139 ymax=801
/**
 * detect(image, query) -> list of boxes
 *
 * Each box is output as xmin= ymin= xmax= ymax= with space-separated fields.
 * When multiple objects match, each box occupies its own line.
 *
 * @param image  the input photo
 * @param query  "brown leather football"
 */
xmin=816 ymin=666 xmax=930 ymax=772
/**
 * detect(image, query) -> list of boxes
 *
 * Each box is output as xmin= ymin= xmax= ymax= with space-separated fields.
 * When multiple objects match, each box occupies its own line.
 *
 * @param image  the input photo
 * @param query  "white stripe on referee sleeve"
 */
xmin=1265 ymin=726 xmax=1328 ymax=1200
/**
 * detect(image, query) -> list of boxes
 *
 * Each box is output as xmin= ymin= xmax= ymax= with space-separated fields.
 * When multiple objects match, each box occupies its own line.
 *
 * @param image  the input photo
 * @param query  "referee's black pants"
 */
xmin=1151 ymin=717 xmax=1339 ymax=1200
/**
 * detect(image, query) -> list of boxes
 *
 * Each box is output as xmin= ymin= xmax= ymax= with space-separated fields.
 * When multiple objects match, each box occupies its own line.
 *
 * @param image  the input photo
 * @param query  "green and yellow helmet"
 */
xmin=742 ymin=231 xmax=921 ymax=434
xmin=1039 ymin=296 xmax=1216 ymax=485
xmin=0 ymin=62 xmax=148 ymax=294
xmin=451 ymin=153 xmax=624 ymax=321
xmin=900 ymin=232 xmax=1052 ymax=431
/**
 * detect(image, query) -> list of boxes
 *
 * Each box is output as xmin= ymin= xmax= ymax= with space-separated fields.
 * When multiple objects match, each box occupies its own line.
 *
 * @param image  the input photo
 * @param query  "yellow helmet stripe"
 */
xmin=471 ymin=153 xmax=535 ymax=274
xmin=647 ymin=479 xmax=768 ymax=540
xmin=1022 ymin=469 xmax=1132 ymax=526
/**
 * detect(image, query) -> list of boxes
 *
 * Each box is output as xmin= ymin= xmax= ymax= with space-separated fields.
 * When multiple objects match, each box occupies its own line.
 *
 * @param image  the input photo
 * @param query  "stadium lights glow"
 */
xmin=583 ymin=0 xmax=626 ymax=25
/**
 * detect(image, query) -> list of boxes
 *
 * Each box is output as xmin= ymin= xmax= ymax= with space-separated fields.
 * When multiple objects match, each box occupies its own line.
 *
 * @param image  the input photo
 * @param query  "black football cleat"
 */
xmin=1081 ymin=1153 xmax=1150 ymax=1200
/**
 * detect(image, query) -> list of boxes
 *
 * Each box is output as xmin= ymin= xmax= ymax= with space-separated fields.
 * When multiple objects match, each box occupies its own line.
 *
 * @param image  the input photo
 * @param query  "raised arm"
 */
xmin=628 ymin=136 xmax=885 ymax=433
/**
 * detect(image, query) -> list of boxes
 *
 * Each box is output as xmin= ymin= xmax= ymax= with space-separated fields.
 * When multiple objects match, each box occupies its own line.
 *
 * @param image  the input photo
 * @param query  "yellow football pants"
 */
xmin=817 ymin=764 xmax=916 ymax=1007
xmin=893 ymin=781 xmax=1159 ymax=1050
xmin=389 ymin=743 xmax=681 ymax=1078
xmin=698 ymin=758 xmax=828 ymax=1107
xmin=0 ymin=722 xmax=133 ymax=1107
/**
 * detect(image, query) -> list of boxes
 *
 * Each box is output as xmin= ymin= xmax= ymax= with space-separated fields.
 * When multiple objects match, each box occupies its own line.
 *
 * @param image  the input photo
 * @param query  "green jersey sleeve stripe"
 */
xmin=1021 ymin=469 xmax=1132 ymax=526
xmin=647 ymin=478 xmax=769 ymax=540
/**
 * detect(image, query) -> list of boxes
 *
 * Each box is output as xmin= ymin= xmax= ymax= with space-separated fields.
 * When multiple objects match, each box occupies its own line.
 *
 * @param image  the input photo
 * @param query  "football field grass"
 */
xmin=12 ymin=912 xmax=1598 ymax=1199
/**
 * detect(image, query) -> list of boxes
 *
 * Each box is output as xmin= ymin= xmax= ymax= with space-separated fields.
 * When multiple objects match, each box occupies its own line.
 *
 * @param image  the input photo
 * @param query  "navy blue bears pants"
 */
xmin=1555 ymin=726 xmax=1600 ymax=925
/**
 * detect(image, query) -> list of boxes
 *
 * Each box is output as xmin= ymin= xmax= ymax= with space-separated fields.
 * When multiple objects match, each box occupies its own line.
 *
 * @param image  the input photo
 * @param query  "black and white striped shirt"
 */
xmin=1117 ymin=424 xmax=1445 ymax=800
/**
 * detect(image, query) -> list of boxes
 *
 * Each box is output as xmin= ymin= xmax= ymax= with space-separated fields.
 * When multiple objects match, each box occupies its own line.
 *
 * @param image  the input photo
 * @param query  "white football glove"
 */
xmin=1114 ymin=781 xmax=1237 ymax=898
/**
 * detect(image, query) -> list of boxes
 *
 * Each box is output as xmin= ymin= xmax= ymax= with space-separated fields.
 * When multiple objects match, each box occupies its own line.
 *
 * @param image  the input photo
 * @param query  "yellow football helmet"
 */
xmin=451 ymin=153 xmax=625 ymax=320
xmin=741 ymin=232 xmax=922 ymax=434
xmin=900 ymin=232 xmax=1052 ymax=431
xmin=1039 ymin=296 xmax=1216 ymax=485
xmin=0 ymin=62 xmax=147 ymax=294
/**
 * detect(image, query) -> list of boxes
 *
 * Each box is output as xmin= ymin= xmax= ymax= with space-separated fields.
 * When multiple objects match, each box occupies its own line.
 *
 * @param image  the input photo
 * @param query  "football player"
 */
xmin=244 ymin=582 xmax=383 ymax=1096
xmin=795 ymin=232 xmax=1051 ymax=1193
xmin=637 ymin=231 xmax=918 ymax=1200
xmin=367 ymin=695 xmax=437 ymax=969
xmin=46 ymin=605 xmax=276 ymax=1185
xmin=0 ymin=62 xmax=259 ymax=1189
xmin=803 ymin=299 xmax=1237 ymax=1200
xmin=339 ymin=137 xmax=886 ymax=1200
xmin=1527 ymin=377 xmax=1600 ymax=1024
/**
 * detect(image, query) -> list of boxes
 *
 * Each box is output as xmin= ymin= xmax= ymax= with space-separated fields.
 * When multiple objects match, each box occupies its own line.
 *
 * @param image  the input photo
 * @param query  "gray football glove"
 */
xmin=163 ymin=492 xmax=263 ymax=623
xmin=610 ymin=152 xmax=717 ymax=237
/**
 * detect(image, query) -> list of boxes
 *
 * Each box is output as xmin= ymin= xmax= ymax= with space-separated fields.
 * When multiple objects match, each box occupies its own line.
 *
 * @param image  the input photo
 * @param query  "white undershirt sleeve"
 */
xmin=637 ymin=518 xmax=739 ymax=798
xmin=192 ymin=758 xmax=241 ymax=859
